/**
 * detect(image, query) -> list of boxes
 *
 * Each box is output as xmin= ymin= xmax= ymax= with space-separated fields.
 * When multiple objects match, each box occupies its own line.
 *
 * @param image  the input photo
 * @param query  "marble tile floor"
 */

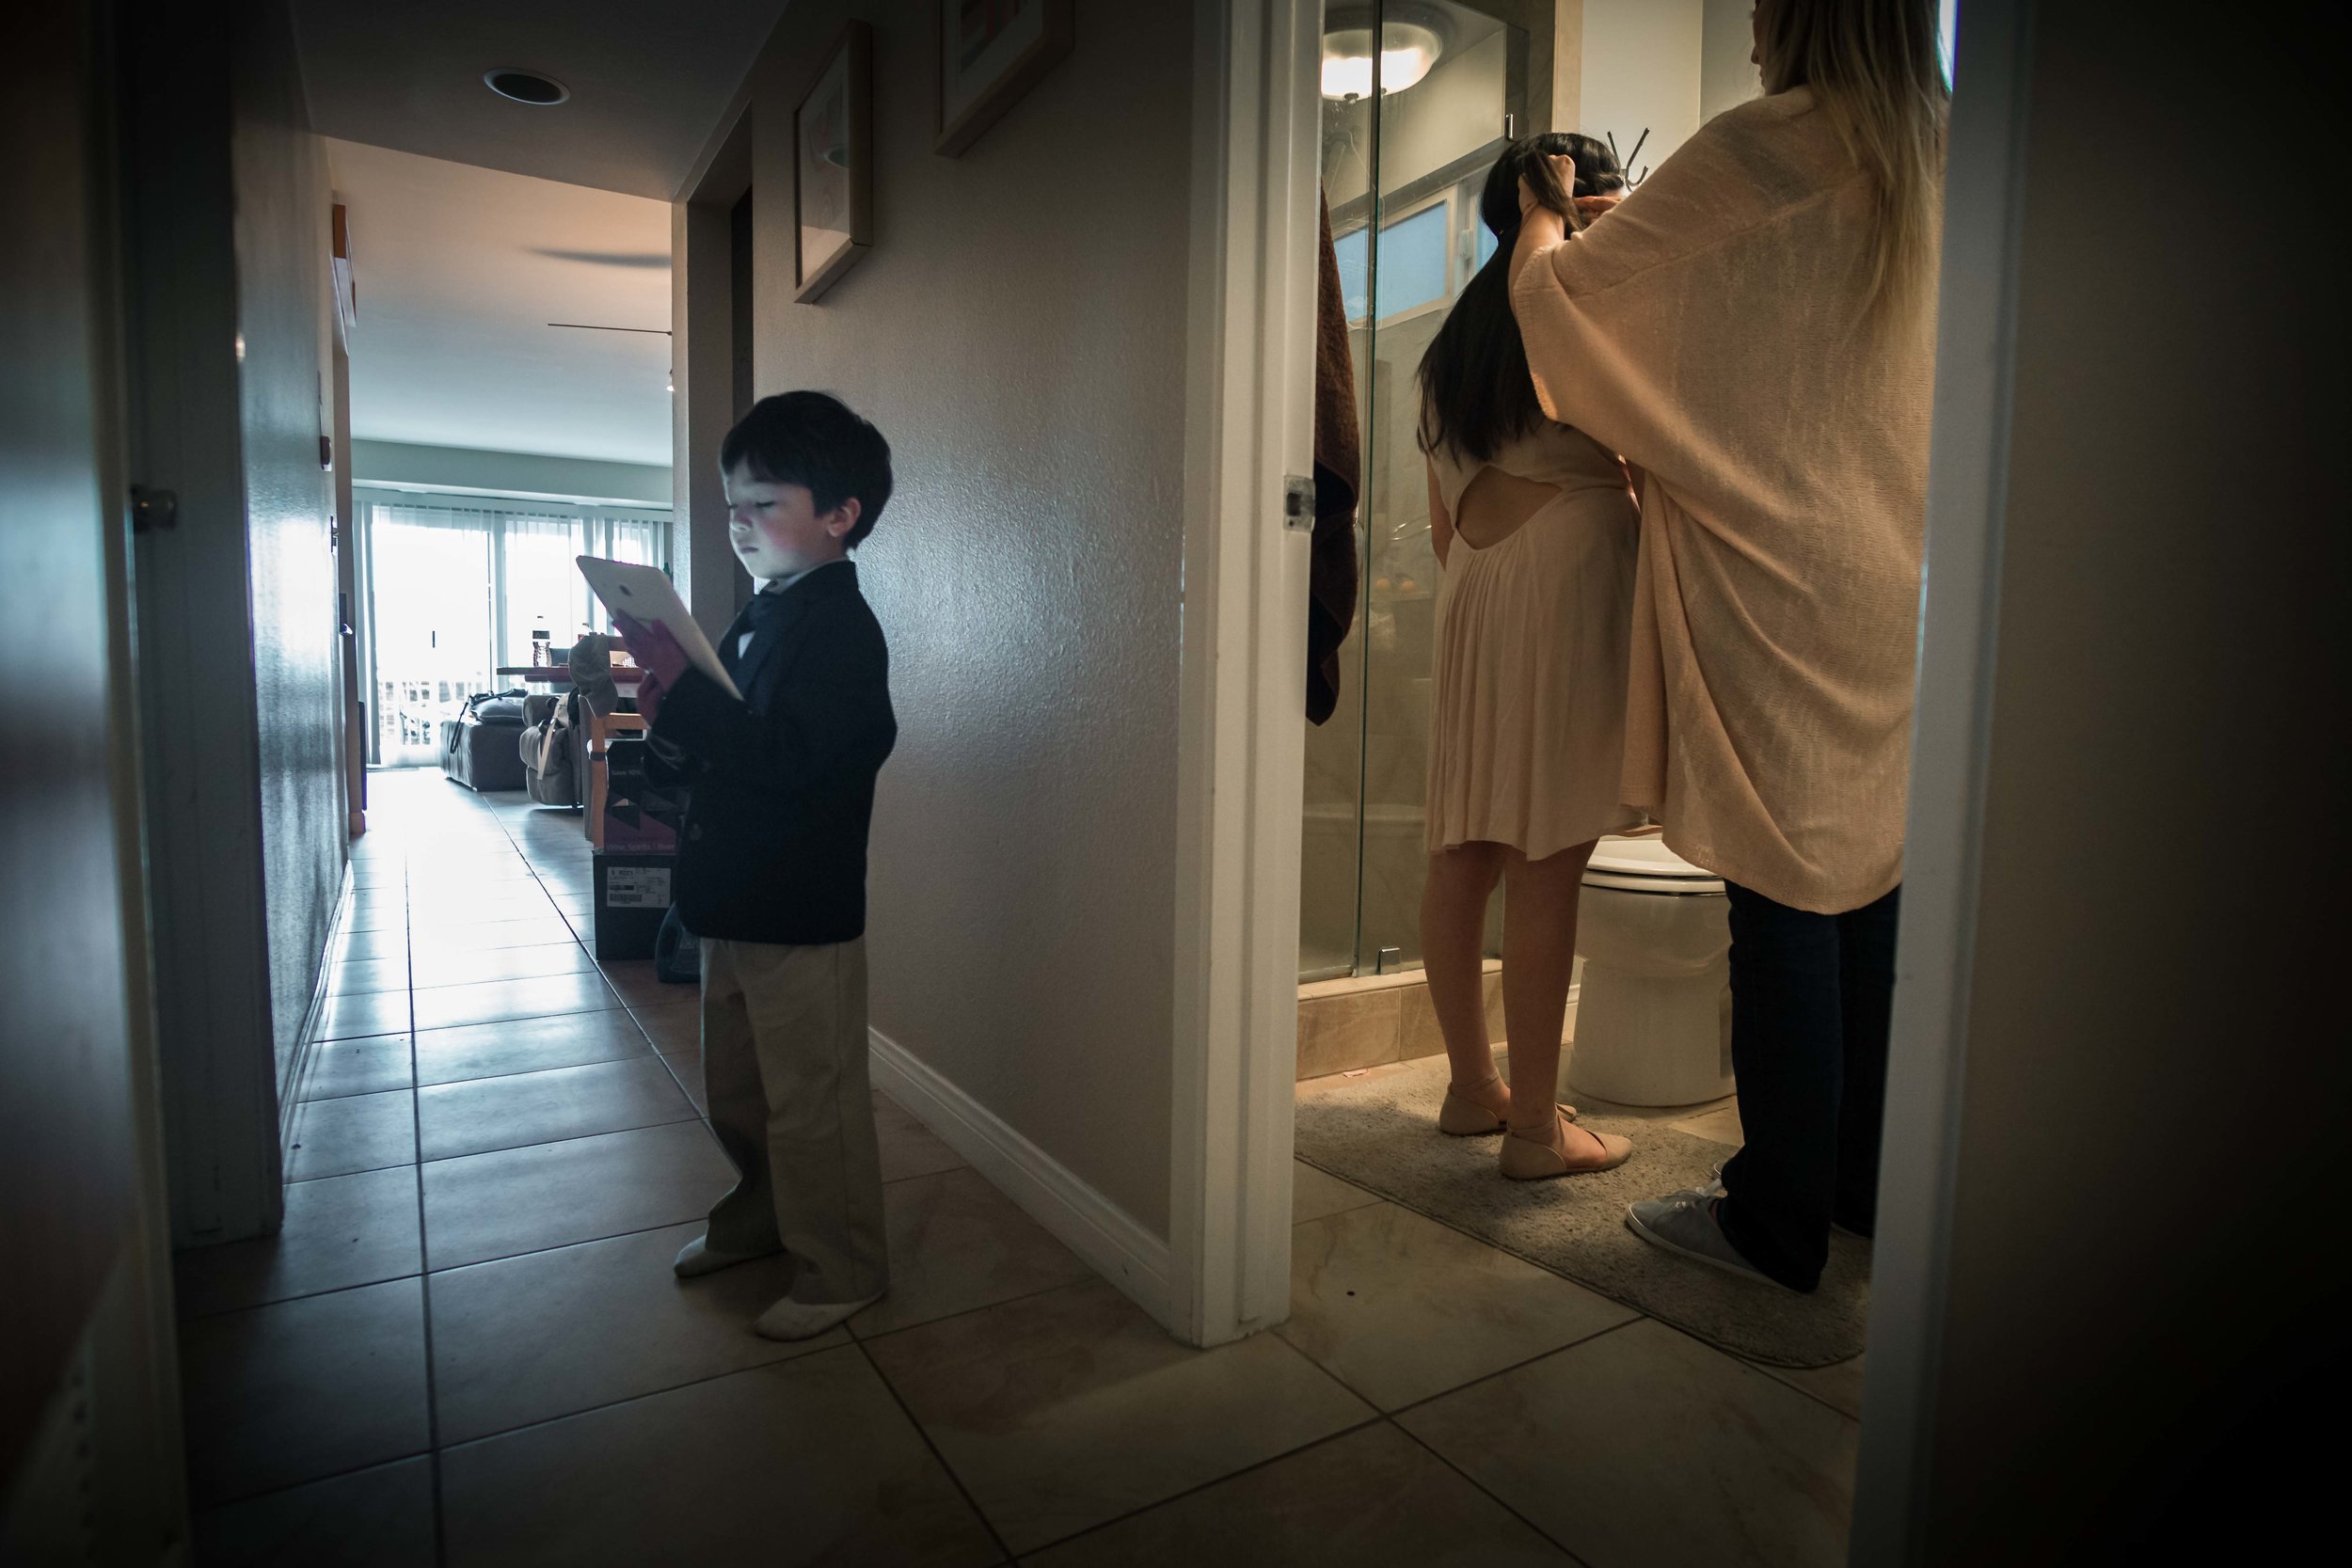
xmin=181 ymin=768 xmax=1860 ymax=1566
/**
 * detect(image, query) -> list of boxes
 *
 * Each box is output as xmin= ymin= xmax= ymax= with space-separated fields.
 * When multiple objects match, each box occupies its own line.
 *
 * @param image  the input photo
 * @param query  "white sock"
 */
xmin=753 ymin=1291 xmax=882 ymax=1341
xmin=674 ymin=1235 xmax=771 ymax=1278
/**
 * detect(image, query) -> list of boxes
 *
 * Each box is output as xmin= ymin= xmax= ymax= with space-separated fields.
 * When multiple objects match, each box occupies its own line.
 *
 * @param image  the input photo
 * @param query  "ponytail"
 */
xmin=1417 ymin=133 xmax=1624 ymax=463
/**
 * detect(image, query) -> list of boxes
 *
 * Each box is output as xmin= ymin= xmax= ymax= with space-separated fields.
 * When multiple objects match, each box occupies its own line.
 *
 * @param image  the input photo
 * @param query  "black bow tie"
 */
xmin=744 ymin=590 xmax=792 ymax=632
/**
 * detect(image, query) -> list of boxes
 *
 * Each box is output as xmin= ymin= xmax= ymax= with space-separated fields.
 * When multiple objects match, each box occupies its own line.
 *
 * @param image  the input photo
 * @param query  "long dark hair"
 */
xmin=1417 ymin=133 xmax=1625 ymax=463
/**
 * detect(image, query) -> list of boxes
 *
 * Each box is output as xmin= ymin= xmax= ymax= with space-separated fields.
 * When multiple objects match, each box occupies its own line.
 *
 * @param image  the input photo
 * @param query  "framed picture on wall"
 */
xmin=934 ymin=0 xmax=1076 ymax=157
xmin=793 ymin=21 xmax=873 ymax=304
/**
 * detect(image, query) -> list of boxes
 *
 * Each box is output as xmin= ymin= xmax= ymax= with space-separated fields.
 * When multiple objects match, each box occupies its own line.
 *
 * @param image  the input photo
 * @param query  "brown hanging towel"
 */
xmin=1307 ymin=186 xmax=1361 ymax=725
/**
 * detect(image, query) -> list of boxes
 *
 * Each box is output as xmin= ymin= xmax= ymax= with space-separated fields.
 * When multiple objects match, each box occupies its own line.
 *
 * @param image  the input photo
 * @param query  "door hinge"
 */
xmin=130 ymin=483 xmax=178 ymax=534
xmin=1283 ymin=474 xmax=1315 ymax=532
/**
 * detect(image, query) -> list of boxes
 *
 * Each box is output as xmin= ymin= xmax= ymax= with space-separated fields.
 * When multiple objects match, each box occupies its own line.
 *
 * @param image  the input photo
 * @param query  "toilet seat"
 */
xmin=1581 ymin=834 xmax=1725 ymax=895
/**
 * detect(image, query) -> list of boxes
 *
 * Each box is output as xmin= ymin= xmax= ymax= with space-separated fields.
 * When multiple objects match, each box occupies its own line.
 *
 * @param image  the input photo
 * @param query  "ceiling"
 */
xmin=329 ymin=138 xmax=675 ymax=465
xmin=292 ymin=0 xmax=787 ymax=199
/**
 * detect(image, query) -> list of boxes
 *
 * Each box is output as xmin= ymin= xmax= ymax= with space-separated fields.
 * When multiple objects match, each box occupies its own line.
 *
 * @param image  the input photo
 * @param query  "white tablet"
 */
xmin=576 ymin=556 xmax=740 ymax=700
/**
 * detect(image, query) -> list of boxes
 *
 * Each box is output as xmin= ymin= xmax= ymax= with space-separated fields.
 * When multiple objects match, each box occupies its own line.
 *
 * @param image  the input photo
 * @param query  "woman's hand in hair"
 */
xmin=1511 ymin=155 xmax=1574 ymax=315
xmin=1517 ymin=153 xmax=1576 ymax=220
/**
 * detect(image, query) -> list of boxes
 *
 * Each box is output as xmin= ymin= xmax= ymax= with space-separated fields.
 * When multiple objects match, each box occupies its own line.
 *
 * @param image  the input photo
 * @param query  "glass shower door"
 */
xmin=1301 ymin=2 xmax=1533 ymax=979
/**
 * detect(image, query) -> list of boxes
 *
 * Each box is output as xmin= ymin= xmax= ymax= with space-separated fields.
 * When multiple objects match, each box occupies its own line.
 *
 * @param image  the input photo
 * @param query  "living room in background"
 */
xmin=354 ymin=489 xmax=671 ymax=766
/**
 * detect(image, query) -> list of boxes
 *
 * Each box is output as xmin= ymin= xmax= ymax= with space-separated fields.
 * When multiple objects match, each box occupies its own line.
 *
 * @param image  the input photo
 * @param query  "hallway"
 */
xmin=174 ymin=771 xmax=1859 ymax=1566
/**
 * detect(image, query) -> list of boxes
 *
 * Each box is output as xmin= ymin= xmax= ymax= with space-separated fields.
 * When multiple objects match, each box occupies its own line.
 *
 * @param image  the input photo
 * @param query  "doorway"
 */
xmin=1185 ymin=0 xmax=1976 ymax=1542
xmin=672 ymin=105 xmax=756 ymax=636
xmin=1299 ymin=0 xmax=1769 ymax=987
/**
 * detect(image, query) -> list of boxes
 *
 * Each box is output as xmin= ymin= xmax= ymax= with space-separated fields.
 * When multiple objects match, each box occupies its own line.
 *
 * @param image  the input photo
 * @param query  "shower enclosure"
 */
xmin=1301 ymin=2 xmax=1555 ymax=980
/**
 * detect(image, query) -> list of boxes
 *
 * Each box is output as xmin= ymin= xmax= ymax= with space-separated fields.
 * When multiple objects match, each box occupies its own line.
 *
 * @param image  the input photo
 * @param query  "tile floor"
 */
xmin=178 ymin=768 xmax=1861 ymax=1567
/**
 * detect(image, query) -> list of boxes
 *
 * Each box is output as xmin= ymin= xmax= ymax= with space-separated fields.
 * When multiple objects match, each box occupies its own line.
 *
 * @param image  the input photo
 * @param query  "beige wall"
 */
xmin=1697 ymin=0 xmax=1758 ymax=123
xmin=120 ymin=0 xmax=344 ymax=1244
xmin=1578 ymin=0 xmax=1704 ymax=172
xmin=233 ymin=0 xmax=346 ymax=1111
xmin=738 ymin=0 xmax=1192 ymax=1235
xmin=1551 ymin=0 xmax=1756 ymax=175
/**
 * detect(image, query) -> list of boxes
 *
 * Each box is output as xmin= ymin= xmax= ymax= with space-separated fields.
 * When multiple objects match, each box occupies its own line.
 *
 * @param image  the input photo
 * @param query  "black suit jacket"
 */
xmin=646 ymin=562 xmax=895 ymax=945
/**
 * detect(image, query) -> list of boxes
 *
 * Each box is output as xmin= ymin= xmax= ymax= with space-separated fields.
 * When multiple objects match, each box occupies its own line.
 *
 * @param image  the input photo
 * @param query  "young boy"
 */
xmin=614 ymin=390 xmax=896 ymax=1341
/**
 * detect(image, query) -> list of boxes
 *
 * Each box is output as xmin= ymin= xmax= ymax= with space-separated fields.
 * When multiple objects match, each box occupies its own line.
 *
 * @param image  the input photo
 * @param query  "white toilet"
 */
xmin=1565 ymin=833 xmax=1734 ymax=1106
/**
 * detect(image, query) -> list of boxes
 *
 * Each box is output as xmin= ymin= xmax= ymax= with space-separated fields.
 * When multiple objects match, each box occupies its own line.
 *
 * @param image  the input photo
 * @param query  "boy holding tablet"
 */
xmin=614 ymin=390 xmax=896 ymax=1339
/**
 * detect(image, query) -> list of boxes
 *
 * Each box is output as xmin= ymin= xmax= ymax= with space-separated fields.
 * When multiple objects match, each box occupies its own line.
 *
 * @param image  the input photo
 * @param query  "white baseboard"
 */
xmin=280 ymin=860 xmax=358 ymax=1164
xmin=867 ymin=1026 xmax=1176 ymax=1333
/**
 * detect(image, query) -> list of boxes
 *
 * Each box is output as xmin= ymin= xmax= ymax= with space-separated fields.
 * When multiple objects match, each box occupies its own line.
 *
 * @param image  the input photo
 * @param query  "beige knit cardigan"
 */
xmin=1511 ymin=87 xmax=1937 ymax=913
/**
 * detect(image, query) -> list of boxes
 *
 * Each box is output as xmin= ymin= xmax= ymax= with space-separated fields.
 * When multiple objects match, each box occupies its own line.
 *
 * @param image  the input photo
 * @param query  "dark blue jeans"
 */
xmin=1715 ymin=881 xmax=1901 ymax=1292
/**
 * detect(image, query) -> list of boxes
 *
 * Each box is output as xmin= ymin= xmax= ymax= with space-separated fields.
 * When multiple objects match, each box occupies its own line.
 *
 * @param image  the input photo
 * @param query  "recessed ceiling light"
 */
xmin=484 ymin=69 xmax=569 ymax=106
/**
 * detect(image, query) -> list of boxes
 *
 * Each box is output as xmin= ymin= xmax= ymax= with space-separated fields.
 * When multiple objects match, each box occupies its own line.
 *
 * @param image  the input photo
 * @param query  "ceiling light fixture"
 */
xmin=484 ymin=69 xmax=569 ymax=106
xmin=1320 ymin=22 xmax=1443 ymax=100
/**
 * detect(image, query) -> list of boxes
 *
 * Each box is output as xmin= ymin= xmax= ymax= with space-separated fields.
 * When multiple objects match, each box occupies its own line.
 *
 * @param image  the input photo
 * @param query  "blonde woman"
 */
xmin=1509 ymin=0 xmax=1947 ymax=1290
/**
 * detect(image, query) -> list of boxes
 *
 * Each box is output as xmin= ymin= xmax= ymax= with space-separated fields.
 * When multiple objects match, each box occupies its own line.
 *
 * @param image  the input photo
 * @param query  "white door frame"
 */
xmin=1168 ymin=0 xmax=1322 ymax=1347
xmin=1850 ymin=0 xmax=2031 ymax=1556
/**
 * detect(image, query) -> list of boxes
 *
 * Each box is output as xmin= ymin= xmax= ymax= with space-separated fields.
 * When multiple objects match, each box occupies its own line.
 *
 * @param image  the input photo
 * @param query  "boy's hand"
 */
xmin=612 ymin=611 xmax=690 ymax=689
xmin=633 ymin=669 xmax=666 ymax=725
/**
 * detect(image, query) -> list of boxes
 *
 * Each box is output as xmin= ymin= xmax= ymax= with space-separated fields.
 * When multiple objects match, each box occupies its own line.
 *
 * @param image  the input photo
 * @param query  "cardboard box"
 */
xmin=593 ymin=849 xmax=676 ymax=961
xmin=600 ymin=736 xmax=682 ymax=852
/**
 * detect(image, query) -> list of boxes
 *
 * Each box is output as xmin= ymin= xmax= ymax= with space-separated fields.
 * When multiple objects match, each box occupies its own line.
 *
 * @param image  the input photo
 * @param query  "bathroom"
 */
xmin=1282 ymin=0 xmax=1974 ymax=1485
xmin=1298 ymin=0 xmax=1771 ymax=1105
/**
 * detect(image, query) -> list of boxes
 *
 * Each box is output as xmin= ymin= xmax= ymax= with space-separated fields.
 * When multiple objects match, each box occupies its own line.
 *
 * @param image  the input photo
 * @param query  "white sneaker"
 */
xmin=673 ymin=1235 xmax=775 ymax=1278
xmin=1625 ymin=1190 xmax=1797 ymax=1292
xmin=754 ymin=1292 xmax=882 ymax=1342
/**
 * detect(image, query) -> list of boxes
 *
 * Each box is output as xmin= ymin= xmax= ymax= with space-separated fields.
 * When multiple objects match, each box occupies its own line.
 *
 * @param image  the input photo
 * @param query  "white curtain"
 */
xmin=605 ymin=514 xmax=661 ymax=569
xmin=584 ymin=514 xmax=663 ymax=635
xmin=499 ymin=512 xmax=590 ymax=666
xmin=366 ymin=506 xmax=496 ymax=763
xmin=358 ymin=492 xmax=672 ymax=764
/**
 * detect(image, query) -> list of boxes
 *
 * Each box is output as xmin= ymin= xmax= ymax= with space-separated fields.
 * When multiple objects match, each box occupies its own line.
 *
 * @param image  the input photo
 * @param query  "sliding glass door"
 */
xmin=358 ymin=493 xmax=671 ymax=766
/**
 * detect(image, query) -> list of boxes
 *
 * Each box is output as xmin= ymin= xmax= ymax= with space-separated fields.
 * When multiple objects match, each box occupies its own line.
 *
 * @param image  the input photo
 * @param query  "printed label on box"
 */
xmin=606 ymin=867 xmax=672 ymax=908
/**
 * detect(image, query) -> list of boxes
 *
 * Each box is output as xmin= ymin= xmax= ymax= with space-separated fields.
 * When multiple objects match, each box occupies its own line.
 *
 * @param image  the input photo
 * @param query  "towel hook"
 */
xmin=1607 ymin=128 xmax=1652 ymax=189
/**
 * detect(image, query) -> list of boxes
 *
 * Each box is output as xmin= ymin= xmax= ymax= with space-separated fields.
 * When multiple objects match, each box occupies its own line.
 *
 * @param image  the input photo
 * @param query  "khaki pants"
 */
xmin=699 ymin=936 xmax=887 ymax=1306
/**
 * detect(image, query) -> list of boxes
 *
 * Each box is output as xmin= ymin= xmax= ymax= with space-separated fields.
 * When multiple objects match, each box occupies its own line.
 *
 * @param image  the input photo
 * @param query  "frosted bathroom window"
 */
xmin=1335 ymin=226 xmax=1372 ymax=321
xmin=1336 ymin=203 xmax=1456 ymax=325
xmin=1375 ymin=202 xmax=1449 ymax=318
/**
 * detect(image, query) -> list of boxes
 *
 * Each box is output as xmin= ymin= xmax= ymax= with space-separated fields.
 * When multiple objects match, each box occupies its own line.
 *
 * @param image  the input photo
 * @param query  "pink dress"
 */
xmin=1424 ymin=418 xmax=1643 ymax=859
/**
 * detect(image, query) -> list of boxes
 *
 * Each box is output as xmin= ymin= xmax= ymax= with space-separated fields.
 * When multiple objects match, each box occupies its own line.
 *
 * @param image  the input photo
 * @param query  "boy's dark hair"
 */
xmin=720 ymin=390 xmax=894 ymax=548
